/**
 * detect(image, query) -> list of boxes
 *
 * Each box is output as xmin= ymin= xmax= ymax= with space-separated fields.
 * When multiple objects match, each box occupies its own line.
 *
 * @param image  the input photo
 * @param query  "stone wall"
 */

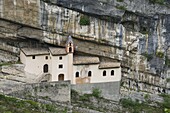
xmin=5 ymin=80 xmax=71 ymax=104
xmin=2 ymin=80 xmax=121 ymax=106
xmin=72 ymin=81 xmax=120 ymax=101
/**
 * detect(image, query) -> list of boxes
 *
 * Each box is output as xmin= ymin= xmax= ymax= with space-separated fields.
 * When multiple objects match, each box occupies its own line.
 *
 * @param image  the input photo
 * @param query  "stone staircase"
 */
xmin=35 ymin=73 xmax=51 ymax=83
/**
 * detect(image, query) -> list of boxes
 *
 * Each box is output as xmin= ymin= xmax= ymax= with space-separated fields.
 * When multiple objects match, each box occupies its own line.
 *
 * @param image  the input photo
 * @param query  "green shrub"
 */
xmin=0 ymin=94 xmax=66 ymax=113
xmin=120 ymin=98 xmax=162 ymax=113
xmin=149 ymin=0 xmax=165 ymax=5
xmin=120 ymin=98 xmax=137 ymax=108
xmin=164 ymin=108 xmax=170 ymax=113
xmin=45 ymin=104 xmax=56 ymax=112
xmin=80 ymin=94 xmax=90 ymax=101
xmin=92 ymin=88 xmax=101 ymax=98
xmin=165 ymin=56 xmax=170 ymax=67
xmin=116 ymin=0 xmax=124 ymax=2
xmin=156 ymin=51 xmax=164 ymax=58
xmin=142 ymin=52 xmax=153 ymax=61
xmin=26 ymin=100 xmax=40 ymax=110
xmin=0 ymin=62 xmax=12 ymax=66
xmin=115 ymin=5 xmax=127 ymax=10
xmin=144 ymin=94 xmax=151 ymax=102
xmin=144 ymin=94 xmax=149 ymax=99
xmin=159 ymin=94 xmax=170 ymax=109
xmin=166 ymin=78 xmax=170 ymax=83
xmin=79 ymin=15 xmax=90 ymax=26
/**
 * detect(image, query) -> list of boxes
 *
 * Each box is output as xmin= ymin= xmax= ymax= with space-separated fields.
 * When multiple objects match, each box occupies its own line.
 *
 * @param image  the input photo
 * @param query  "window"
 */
xmin=111 ymin=70 xmax=114 ymax=76
xmin=69 ymin=47 xmax=72 ymax=53
xmin=76 ymin=72 xmax=79 ymax=77
xmin=103 ymin=70 xmax=106 ymax=76
xmin=58 ymin=74 xmax=64 ymax=81
xmin=88 ymin=71 xmax=92 ymax=77
xmin=59 ymin=56 xmax=62 ymax=60
xmin=59 ymin=64 xmax=63 ymax=69
xmin=45 ymin=56 xmax=48 ymax=60
xmin=43 ymin=64 xmax=48 ymax=73
xmin=32 ymin=56 xmax=35 ymax=59
xmin=69 ymin=43 xmax=72 ymax=46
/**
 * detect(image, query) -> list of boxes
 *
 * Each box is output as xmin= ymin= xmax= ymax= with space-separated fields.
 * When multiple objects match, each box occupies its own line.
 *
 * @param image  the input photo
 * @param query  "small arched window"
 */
xmin=43 ymin=64 xmax=48 ymax=73
xmin=88 ymin=71 xmax=92 ymax=77
xmin=69 ymin=47 xmax=72 ymax=53
xmin=69 ymin=43 xmax=72 ymax=46
xmin=59 ymin=56 xmax=62 ymax=60
xmin=103 ymin=70 xmax=106 ymax=76
xmin=111 ymin=70 xmax=114 ymax=76
xmin=76 ymin=72 xmax=79 ymax=77
xmin=32 ymin=56 xmax=35 ymax=59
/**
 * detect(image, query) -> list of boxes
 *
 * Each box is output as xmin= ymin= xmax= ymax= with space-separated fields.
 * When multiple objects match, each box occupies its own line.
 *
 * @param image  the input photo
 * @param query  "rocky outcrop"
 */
xmin=44 ymin=0 xmax=170 ymax=17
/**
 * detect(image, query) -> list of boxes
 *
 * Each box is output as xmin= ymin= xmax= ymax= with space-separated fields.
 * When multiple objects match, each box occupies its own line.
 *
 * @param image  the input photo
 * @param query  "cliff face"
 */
xmin=0 ymin=0 xmax=170 ymax=93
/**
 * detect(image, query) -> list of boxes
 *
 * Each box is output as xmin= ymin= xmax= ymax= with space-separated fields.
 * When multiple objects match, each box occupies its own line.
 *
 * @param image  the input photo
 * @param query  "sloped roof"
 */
xmin=99 ymin=62 xmax=120 ymax=69
xmin=49 ymin=47 xmax=67 ymax=56
xmin=73 ymin=56 xmax=100 ymax=65
xmin=21 ymin=48 xmax=49 ymax=56
xmin=66 ymin=35 xmax=73 ymax=44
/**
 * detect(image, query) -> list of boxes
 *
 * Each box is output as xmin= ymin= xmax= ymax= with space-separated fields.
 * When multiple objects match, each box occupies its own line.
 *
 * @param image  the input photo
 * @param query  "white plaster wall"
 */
xmin=73 ymin=64 xmax=98 ymax=84
xmin=0 ymin=0 xmax=3 ymax=17
xmin=24 ymin=55 xmax=51 ymax=75
xmin=20 ymin=51 xmax=26 ymax=64
xmin=67 ymin=53 xmax=73 ymax=83
xmin=73 ymin=64 xmax=121 ymax=84
xmin=21 ymin=50 xmax=121 ymax=84
xmin=97 ymin=68 xmax=121 ymax=82
xmin=51 ymin=54 xmax=70 ymax=81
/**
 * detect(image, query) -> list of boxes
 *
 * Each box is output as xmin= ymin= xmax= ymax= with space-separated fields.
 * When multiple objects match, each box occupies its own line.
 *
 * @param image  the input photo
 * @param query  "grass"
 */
xmin=120 ymin=98 xmax=164 ymax=113
xmin=72 ymin=89 xmax=170 ymax=113
xmin=159 ymin=94 xmax=170 ymax=109
xmin=0 ymin=62 xmax=13 ymax=66
xmin=121 ymin=94 xmax=170 ymax=113
xmin=0 ymin=94 xmax=67 ymax=113
xmin=0 ymin=61 xmax=22 ymax=66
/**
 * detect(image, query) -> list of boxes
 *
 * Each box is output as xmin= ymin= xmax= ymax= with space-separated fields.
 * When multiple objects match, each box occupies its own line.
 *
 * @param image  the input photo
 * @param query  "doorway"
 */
xmin=58 ymin=74 xmax=64 ymax=81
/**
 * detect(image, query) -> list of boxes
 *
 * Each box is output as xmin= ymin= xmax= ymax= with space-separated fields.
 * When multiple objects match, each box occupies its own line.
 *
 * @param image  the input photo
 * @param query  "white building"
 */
xmin=20 ymin=36 xmax=121 ymax=84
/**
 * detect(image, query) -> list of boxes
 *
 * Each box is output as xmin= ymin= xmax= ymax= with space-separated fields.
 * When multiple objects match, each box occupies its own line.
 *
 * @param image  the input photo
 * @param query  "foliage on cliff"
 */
xmin=120 ymin=94 xmax=170 ymax=113
xmin=79 ymin=15 xmax=90 ymax=26
xmin=149 ymin=0 xmax=165 ymax=4
xmin=0 ymin=94 xmax=67 ymax=113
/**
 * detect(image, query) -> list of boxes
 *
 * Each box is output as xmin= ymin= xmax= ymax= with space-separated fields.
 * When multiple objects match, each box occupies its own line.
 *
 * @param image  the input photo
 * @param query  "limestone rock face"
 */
xmin=46 ymin=0 xmax=170 ymax=17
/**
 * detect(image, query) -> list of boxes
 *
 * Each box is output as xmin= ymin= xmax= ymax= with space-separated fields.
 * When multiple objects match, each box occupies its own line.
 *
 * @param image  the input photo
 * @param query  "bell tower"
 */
xmin=66 ymin=36 xmax=74 ymax=53
xmin=66 ymin=36 xmax=74 ymax=83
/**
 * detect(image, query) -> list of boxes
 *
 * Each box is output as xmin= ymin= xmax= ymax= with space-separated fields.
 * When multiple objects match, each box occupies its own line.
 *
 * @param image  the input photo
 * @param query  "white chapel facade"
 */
xmin=20 ymin=36 xmax=121 ymax=84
